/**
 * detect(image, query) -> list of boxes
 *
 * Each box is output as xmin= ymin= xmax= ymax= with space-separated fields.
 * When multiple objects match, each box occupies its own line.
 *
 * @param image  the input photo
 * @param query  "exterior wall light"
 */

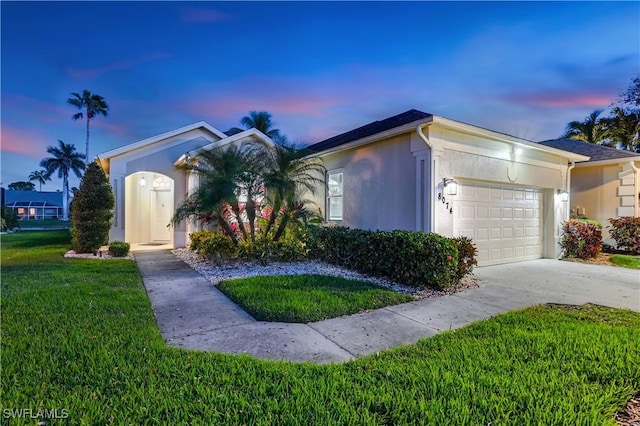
xmin=139 ymin=176 xmax=146 ymax=187
xmin=443 ymin=178 xmax=458 ymax=196
xmin=557 ymin=189 xmax=569 ymax=202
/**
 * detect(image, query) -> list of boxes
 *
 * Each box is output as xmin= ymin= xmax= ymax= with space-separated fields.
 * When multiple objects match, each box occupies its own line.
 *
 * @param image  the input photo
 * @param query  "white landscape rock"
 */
xmin=172 ymin=248 xmax=477 ymax=300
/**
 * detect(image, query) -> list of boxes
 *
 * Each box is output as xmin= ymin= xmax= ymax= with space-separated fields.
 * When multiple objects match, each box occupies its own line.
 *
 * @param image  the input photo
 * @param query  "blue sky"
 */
xmin=2 ymin=1 xmax=639 ymax=192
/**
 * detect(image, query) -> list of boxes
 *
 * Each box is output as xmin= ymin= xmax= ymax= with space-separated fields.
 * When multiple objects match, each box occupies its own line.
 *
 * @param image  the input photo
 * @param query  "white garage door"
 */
xmin=453 ymin=183 xmax=543 ymax=266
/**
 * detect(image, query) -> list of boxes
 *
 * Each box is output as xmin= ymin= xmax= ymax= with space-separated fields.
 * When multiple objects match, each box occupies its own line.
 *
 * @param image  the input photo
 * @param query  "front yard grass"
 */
xmin=218 ymin=274 xmax=413 ymax=322
xmin=609 ymin=254 xmax=640 ymax=269
xmin=2 ymin=231 xmax=639 ymax=424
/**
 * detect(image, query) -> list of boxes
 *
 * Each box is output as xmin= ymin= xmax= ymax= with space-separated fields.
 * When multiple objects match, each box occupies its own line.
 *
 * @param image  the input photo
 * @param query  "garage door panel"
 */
xmin=455 ymin=183 xmax=543 ymax=266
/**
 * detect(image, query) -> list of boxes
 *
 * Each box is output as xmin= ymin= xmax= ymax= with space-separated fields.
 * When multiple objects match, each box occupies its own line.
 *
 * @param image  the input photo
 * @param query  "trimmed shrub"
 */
xmin=560 ymin=219 xmax=602 ymax=259
xmin=453 ymin=236 xmax=478 ymax=281
xmin=197 ymin=231 xmax=238 ymax=261
xmin=188 ymin=229 xmax=212 ymax=251
xmin=608 ymin=217 xmax=640 ymax=255
xmin=307 ymin=226 xmax=460 ymax=290
xmin=1 ymin=207 xmax=19 ymax=231
xmin=71 ymin=162 xmax=115 ymax=253
xmin=109 ymin=241 xmax=130 ymax=257
xmin=238 ymin=237 xmax=307 ymax=264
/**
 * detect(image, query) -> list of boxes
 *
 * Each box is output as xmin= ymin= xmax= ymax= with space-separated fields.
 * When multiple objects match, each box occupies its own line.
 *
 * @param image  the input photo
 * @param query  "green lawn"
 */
xmin=610 ymin=254 xmax=640 ymax=269
xmin=219 ymin=274 xmax=413 ymax=322
xmin=2 ymin=231 xmax=639 ymax=425
xmin=15 ymin=218 xmax=70 ymax=229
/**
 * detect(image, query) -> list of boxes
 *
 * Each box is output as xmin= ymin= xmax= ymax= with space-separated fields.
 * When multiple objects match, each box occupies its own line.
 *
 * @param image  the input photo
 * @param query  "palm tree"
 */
xmin=172 ymin=142 xmax=265 ymax=244
xmin=602 ymin=107 xmax=640 ymax=151
xmin=40 ymin=140 xmax=86 ymax=221
xmin=562 ymin=109 xmax=609 ymax=144
xmin=228 ymin=111 xmax=283 ymax=142
xmin=261 ymin=143 xmax=325 ymax=241
xmin=28 ymin=169 xmax=51 ymax=191
xmin=67 ymin=90 xmax=109 ymax=164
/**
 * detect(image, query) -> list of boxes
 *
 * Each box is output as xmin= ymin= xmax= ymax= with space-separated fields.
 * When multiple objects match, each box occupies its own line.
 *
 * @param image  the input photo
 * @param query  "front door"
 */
xmin=151 ymin=190 xmax=172 ymax=242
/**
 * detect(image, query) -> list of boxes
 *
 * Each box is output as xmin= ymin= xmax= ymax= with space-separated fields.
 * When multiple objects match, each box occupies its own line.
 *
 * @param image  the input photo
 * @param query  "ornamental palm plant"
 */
xmin=67 ymin=90 xmax=109 ymax=164
xmin=172 ymin=142 xmax=265 ymax=244
xmin=40 ymin=140 xmax=85 ymax=221
xmin=261 ymin=142 xmax=325 ymax=241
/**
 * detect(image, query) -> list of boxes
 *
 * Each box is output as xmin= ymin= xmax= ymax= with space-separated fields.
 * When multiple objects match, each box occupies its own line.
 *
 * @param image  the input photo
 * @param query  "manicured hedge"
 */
xmin=608 ymin=217 xmax=640 ymax=255
xmin=306 ymin=227 xmax=461 ymax=290
xmin=560 ymin=219 xmax=602 ymax=259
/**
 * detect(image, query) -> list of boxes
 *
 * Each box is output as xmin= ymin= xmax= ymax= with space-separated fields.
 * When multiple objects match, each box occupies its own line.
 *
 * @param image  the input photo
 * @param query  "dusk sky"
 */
xmin=1 ymin=1 xmax=639 ymax=192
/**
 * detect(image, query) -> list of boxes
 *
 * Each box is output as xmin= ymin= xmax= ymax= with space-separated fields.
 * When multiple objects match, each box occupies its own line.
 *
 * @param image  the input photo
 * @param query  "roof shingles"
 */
xmin=538 ymin=138 xmax=639 ymax=163
xmin=307 ymin=109 xmax=432 ymax=153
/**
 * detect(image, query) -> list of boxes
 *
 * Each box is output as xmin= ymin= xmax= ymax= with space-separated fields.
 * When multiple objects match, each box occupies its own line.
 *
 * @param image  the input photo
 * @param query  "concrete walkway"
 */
xmin=135 ymin=251 xmax=640 ymax=364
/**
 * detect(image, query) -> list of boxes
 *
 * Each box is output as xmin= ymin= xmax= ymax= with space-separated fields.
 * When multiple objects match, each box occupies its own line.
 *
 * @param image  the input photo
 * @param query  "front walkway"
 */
xmin=135 ymin=251 xmax=639 ymax=364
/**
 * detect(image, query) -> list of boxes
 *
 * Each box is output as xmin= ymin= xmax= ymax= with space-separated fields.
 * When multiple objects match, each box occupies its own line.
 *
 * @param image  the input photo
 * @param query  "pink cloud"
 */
xmin=93 ymin=120 xmax=131 ymax=139
xmin=504 ymin=91 xmax=612 ymax=109
xmin=4 ymin=93 xmax=69 ymax=124
xmin=0 ymin=126 xmax=51 ymax=157
xmin=66 ymin=52 xmax=173 ymax=80
xmin=182 ymin=92 xmax=345 ymax=124
xmin=180 ymin=7 xmax=230 ymax=23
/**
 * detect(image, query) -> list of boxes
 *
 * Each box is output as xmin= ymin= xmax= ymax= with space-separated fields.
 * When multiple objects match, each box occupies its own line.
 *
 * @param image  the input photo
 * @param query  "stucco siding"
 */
xmin=571 ymin=165 xmax=622 ymax=242
xmin=317 ymin=134 xmax=417 ymax=231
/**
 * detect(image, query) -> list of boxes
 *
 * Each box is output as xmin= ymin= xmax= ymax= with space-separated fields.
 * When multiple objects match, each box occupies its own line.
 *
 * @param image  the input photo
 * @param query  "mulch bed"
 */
xmin=616 ymin=391 xmax=640 ymax=426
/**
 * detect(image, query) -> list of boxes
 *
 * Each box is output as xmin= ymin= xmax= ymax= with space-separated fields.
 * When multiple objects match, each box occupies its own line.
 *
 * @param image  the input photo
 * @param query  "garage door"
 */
xmin=453 ymin=183 xmax=543 ymax=266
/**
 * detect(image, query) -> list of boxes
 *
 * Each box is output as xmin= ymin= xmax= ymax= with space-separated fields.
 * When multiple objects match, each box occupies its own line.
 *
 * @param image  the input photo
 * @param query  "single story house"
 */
xmin=538 ymin=138 xmax=640 ymax=243
xmin=98 ymin=109 xmax=589 ymax=265
xmin=4 ymin=190 xmax=64 ymax=220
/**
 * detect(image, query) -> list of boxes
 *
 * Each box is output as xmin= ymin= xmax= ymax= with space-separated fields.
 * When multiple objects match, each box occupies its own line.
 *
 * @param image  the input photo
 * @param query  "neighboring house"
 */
xmin=97 ymin=109 xmax=588 ymax=266
xmin=97 ymin=122 xmax=274 ymax=248
xmin=4 ymin=190 xmax=64 ymax=220
xmin=305 ymin=110 xmax=588 ymax=265
xmin=538 ymin=138 xmax=640 ymax=244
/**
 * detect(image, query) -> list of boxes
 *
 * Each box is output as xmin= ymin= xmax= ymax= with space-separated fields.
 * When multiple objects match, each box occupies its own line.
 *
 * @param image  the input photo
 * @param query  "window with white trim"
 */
xmin=327 ymin=170 xmax=343 ymax=221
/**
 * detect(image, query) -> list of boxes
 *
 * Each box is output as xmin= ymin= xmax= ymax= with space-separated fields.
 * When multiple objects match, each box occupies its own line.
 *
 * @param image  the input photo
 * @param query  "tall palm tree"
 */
xmin=28 ymin=169 xmax=51 ymax=191
xmin=261 ymin=143 xmax=325 ymax=241
xmin=228 ymin=111 xmax=283 ymax=142
xmin=40 ymin=140 xmax=86 ymax=221
xmin=562 ymin=109 xmax=609 ymax=144
xmin=67 ymin=90 xmax=109 ymax=164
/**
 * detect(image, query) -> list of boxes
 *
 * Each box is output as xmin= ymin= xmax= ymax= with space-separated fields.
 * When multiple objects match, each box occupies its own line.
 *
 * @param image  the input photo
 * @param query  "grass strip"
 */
xmin=609 ymin=254 xmax=640 ymax=269
xmin=2 ymin=231 xmax=639 ymax=425
xmin=218 ymin=274 xmax=413 ymax=322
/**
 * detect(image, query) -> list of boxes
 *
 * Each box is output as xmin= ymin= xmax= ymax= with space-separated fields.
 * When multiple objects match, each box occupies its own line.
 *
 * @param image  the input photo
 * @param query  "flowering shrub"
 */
xmin=453 ymin=236 xmax=478 ymax=281
xmin=560 ymin=219 xmax=602 ymax=259
xmin=306 ymin=227 xmax=466 ymax=290
xmin=608 ymin=217 xmax=640 ymax=255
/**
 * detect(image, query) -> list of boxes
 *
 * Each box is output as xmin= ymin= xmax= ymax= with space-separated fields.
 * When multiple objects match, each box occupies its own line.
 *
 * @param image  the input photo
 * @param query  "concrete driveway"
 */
xmin=136 ymin=251 xmax=639 ymax=364
xmin=473 ymin=259 xmax=639 ymax=312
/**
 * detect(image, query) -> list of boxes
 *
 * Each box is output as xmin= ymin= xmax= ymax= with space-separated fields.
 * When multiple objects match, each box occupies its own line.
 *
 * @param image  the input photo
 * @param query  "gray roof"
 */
xmin=5 ymin=191 xmax=63 ymax=207
xmin=538 ymin=138 xmax=639 ymax=163
xmin=307 ymin=109 xmax=432 ymax=153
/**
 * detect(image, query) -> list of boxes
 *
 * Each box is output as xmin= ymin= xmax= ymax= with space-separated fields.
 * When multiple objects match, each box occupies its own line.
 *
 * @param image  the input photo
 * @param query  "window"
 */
xmin=327 ymin=170 xmax=343 ymax=221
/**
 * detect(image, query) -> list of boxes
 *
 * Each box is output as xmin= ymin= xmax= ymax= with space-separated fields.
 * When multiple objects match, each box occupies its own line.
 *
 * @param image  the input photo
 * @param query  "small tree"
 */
xmin=8 ymin=181 xmax=36 ymax=191
xmin=71 ymin=162 xmax=114 ymax=253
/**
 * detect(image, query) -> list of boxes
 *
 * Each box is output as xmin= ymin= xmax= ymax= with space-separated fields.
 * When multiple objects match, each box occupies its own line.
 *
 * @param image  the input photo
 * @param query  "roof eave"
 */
xmin=98 ymin=121 xmax=226 ymax=160
xmin=574 ymin=156 xmax=640 ymax=167
xmin=309 ymin=116 xmax=434 ymax=157
xmin=431 ymin=116 xmax=590 ymax=162
xmin=173 ymin=128 xmax=275 ymax=167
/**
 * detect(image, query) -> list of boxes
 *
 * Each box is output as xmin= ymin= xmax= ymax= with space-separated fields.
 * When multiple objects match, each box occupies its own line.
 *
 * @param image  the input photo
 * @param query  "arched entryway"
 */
xmin=125 ymin=172 xmax=175 ymax=247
